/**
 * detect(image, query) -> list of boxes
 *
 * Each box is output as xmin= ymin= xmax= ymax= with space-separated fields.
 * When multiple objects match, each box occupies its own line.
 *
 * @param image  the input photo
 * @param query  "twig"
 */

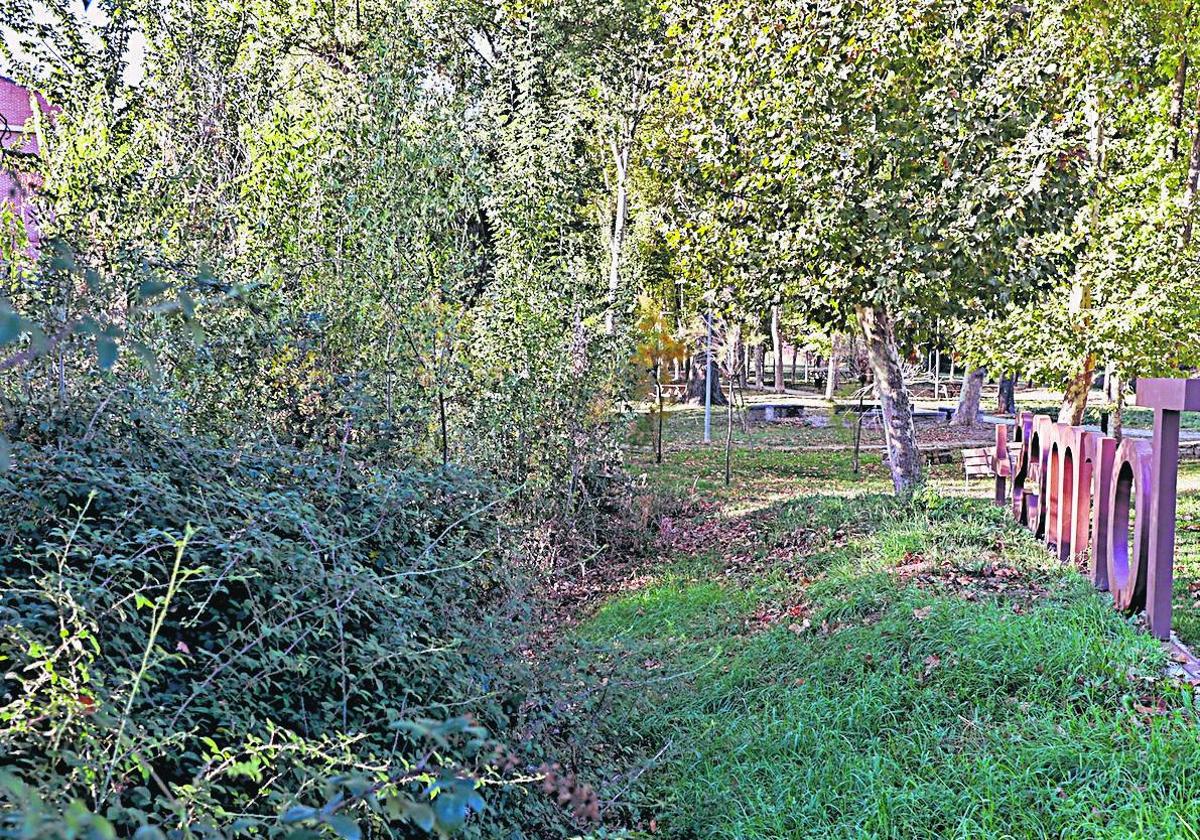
xmin=99 ymin=528 xmax=193 ymax=805
xmin=599 ymin=739 xmax=673 ymax=817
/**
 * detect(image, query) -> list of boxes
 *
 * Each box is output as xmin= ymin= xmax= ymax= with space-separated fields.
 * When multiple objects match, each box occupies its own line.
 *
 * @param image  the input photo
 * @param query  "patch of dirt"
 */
xmin=659 ymin=501 xmax=769 ymax=558
xmin=913 ymin=422 xmax=999 ymax=447
xmin=890 ymin=550 xmax=1050 ymax=605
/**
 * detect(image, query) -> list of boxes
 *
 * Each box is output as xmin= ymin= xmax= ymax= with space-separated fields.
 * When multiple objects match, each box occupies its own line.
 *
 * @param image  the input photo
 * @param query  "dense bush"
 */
xmin=0 ymin=397 xmax=543 ymax=838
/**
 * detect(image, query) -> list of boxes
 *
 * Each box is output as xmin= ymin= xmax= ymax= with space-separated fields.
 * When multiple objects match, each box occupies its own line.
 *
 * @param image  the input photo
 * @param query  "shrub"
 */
xmin=0 ymin=398 xmax=531 ymax=837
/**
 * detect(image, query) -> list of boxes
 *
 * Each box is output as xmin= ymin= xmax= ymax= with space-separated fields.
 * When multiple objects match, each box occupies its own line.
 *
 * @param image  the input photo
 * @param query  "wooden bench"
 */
xmin=961 ymin=448 xmax=994 ymax=491
xmin=961 ymin=426 xmax=1023 ymax=505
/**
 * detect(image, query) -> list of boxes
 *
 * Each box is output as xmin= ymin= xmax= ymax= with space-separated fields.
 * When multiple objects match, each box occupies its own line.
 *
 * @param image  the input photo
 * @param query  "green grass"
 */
xmin=578 ymin=475 xmax=1200 ymax=837
xmin=1169 ymin=464 xmax=1200 ymax=647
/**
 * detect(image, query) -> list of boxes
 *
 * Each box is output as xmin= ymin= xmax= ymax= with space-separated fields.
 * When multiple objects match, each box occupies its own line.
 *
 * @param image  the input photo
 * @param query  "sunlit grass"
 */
xmin=578 ymin=491 xmax=1200 ymax=839
xmin=592 ymin=428 xmax=1200 ymax=838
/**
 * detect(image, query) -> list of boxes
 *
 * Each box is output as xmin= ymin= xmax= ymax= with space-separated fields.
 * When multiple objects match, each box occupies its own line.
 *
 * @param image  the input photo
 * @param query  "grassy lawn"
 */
xmin=581 ymin=419 xmax=1200 ymax=838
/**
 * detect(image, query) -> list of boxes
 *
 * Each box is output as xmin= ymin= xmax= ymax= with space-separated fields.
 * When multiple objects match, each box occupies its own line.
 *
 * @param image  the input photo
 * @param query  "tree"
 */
xmin=660 ymin=0 xmax=1081 ymax=492
xmin=633 ymin=294 xmax=686 ymax=463
xmin=770 ymin=302 xmax=784 ymax=393
xmin=953 ymin=368 xmax=986 ymax=426
xmin=954 ymin=2 xmax=1200 ymax=422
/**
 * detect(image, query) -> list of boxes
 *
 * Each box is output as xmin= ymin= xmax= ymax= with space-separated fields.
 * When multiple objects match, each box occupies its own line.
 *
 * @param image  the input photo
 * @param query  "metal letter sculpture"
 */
xmin=988 ymin=378 xmax=1200 ymax=640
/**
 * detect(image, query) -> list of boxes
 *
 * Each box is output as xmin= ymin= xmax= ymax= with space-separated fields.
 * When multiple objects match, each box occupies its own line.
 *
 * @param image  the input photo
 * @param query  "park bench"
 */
xmin=961 ymin=425 xmax=1021 ymax=504
xmin=961 ymin=448 xmax=995 ymax=491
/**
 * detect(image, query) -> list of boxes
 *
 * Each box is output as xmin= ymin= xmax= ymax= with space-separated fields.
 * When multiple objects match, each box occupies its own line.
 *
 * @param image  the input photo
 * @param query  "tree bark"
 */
xmin=725 ymin=339 xmax=736 ymax=486
xmin=933 ymin=347 xmax=941 ymax=399
xmin=997 ymin=373 xmax=1017 ymax=415
xmin=1060 ymin=90 xmax=1104 ymax=417
xmin=735 ymin=333 xmax=746 ymax=389
xmin=1058 ymin=353 xmax=1095 ymax=425
xmin=1183 ymin=79 xmax=1200 ymax=245
xmin=1112 ymin=377 xmax=1125 ymax=443
xmin=824 ymin=336 xmax=839 ymax=400
xmin=857 ymin=305 xmax=922 ymax=493
xmin=1171 ymin=52 xmax=1190 ymax=162
xmin=753 ymin=343 xmax=765 ymax=389
xmin=653 ymin=362 xmax=664 ymax=464
xmin=952 ymin=368 xmax=985 ymax=426
xmin=771 ymin=304 xmax=785 ymax=393
xmin=684 ymin=353 xmax=727 ymax=406
xmin=604 ymin=139 xmax=630 ymax=335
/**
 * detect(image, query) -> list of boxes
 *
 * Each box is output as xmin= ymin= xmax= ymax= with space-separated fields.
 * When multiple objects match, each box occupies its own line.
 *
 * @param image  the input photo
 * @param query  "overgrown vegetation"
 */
xmin=4 ymin=0 xmax=1200 ymax=836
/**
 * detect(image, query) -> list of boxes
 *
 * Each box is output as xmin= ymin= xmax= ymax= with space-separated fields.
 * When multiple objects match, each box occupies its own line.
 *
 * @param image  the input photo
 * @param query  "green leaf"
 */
xmin=137 ymin=280 xmax=171 ymax=300
xmin=405 ymin=803 xmax=435 ymax=832
xmin=133 ymin=827 xmax=167 ymax=840
xmin=127 ymin=341 xmax=160 ymax=381
xmin=178 ymin=290 xmax=196 ymax=319
xmin=0 ymin=311 xmax=22 ymax=346
xmin=322 ymin=815 xmax=361 ymax=840
xmin=96 ymin=337 xmax=118 ymax=371
xmin=282 ymin=805 xmax=318 ymax=824
xmin=432 ymin=792 xmax=467 ymax=831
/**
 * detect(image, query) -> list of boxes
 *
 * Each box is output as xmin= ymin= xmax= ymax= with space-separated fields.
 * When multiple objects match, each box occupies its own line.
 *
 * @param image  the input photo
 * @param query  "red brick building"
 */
xmin=0 ymin=76 xmax=49 ymax=252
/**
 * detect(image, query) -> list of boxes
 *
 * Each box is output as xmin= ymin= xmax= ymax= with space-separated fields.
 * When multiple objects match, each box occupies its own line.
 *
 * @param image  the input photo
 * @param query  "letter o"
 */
xmin=1107 ymin=439 xmax=1153 ymax=614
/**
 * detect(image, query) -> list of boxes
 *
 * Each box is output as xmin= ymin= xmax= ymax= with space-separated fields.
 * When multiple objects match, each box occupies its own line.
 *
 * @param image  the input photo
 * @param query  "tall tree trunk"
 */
xmin=753 ymin=343 xmax=765 ymax=389
xmin=791 ymin=344 xmax=799 ymax=384
xmin=1102 ymin=360 xmax=1116 ymax=401
xmin=604 ymin=139 xmax=630 ymax=335
xmin=735 ymin=333 xmax=746 ymax=389
xmin=824 ymin=336 xmax=839 ymax=400
xmin=858 ymin=305 xmax=922 ymax=493
xmin=1061 ymin=89 xmax=1105 ymax=418
xmin=933 ymin=347 xmax=941 ymax=399
xmin=685 ymin=352 xmax=727 ymax=406
xmin=724 ymin=330 xmax=738 ymax=486
xmin=997 ymin=373 xmax=1017 ymax=414
xmin=1183 ymin=79 xmax=1200 ymax=245
xmin=1112 ymin=377 xmax=1125 ymax=443
xmin=438 ymin=388 xmax=449 ymax=465
xmin=1058 ymin=353 xmax=1095 ymax=425
xmin=953 ymin=368 xmax=985 ymax=426
xmin=653 ymin=362 xmax=664 ymax=464
xmin=1171 ymin=52 xmax=1190 ymax=162
xmin=771 ymin=304 xmax=784 ymax=393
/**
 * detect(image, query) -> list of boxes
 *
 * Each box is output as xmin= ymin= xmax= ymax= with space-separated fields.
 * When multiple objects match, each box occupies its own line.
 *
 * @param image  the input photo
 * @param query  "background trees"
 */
xmin=656 ymin=0 xmax=1082 ymax=491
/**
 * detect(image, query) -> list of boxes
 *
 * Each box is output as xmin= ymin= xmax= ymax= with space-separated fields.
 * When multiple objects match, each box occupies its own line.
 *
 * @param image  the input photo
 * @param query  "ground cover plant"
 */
xmin=0 ymin=393 xmax=670 ymax=838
